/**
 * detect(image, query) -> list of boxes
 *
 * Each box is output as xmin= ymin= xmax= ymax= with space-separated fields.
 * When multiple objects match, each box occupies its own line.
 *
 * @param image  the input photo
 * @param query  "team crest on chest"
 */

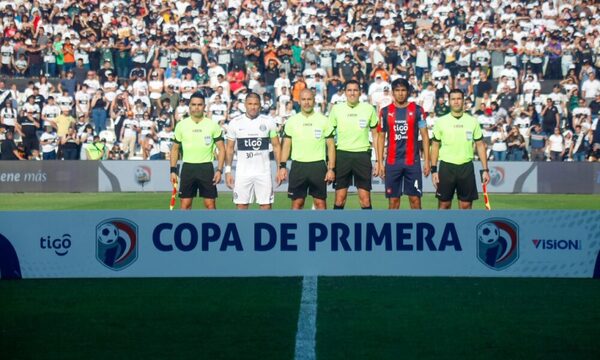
xmin=314 ymin=129 xmax=322 ymax=139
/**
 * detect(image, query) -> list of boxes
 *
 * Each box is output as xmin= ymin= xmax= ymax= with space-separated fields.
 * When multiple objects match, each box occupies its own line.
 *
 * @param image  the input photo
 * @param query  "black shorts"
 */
xmin=530 ymin=62 xmax=543 ymax=73
xmin=334 ymin=150 xmax=372 ymax=191
xmin=385 ymin=163 xmax=422 ymax=198
xmin=22 ymin=137 xmax=39 ymax=156
xmin=435 ymin=161 xmax=479 ymax=202
xmin=288 ymin=160 xmax=327 ymax=200
xmin=179 ymin=162 xmax=218 ymax=199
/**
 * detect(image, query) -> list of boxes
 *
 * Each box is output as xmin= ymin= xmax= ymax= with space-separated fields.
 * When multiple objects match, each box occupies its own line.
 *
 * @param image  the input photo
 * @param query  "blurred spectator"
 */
xmin=86 ymin=135 xmax=107 ymax=160
xmin=60 ymin=126 xmax=80 ymax=160
xmin=39 ymin=125 xmax=58 ymax=160
xmin=548 ymin=127 xmax=565 ymax=162
xmin=107 ymin=142 xmax=126 ymax=160
xmin=490 ymin=125 xmax=508 ymax=161
xmin=506 ymin=126 xmax=527 ymax=161
xmin=529 ymin=124 xmax=548 ymax=161
xmin=0 ymin=130 xmax=24 ymax=160
xmin=581 ymin=71 xmax=600 ymax=104
xmin=541 ymin=99 xmax=560 ymax=135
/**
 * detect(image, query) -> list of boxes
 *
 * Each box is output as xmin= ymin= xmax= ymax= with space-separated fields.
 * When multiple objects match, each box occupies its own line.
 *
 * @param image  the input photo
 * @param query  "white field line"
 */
xmin=294 ymin=276 xmax=318 ymax=360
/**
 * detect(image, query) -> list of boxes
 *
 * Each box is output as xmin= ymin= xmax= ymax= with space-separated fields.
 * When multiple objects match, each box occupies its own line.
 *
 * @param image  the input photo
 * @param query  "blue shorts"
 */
xmin=385 ymin=163 xmax=422 ymax=198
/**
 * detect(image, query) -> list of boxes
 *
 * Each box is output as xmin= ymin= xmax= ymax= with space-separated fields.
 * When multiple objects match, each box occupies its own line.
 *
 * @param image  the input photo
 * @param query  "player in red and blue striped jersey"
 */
xmin=375 ymin=78 xmax=431 ymax=209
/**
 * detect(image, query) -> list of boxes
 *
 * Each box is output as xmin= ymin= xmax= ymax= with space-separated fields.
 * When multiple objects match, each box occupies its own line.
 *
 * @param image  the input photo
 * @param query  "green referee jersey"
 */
xmin=284 ymin=111 xmax=334 ymax=162
xmin=329 ymin=102 xmax=378 ymax=152
xmin=432 ymin=112 xmax=483 ymax=165
xmin=174 ymin=116 xmax=223 ymax=163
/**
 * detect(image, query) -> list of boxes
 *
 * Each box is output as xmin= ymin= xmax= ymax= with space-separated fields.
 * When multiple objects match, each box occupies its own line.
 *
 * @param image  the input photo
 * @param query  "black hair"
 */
xmin=448 ymin=89 xmax=465 ymax=99
xmin=245 ymin=92 xmax=261 ymax=102
xmin=391 ymin=78 xmax=410 ymax=91
xmin=344 ymin=79 xmax=361 ymax=90
xmin=189 ymin=91 xmax=205 ymax=102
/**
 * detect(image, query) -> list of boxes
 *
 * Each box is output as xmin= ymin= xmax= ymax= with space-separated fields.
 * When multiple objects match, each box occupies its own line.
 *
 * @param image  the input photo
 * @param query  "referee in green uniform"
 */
xmin=431 ymin=89 xmax=490 ymax=209
xmin=170 ymin=92 xmax=225 ymax=210
xmin=329 ymin=80 xmax=380 ymax=210
xmin=278 ymin=89 xmax=336 ymax=209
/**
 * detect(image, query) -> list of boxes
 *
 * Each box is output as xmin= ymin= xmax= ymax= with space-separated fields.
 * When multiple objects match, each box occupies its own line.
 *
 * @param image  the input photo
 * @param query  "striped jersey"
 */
xmin=377 ymin=102 xmax=426 ymax=166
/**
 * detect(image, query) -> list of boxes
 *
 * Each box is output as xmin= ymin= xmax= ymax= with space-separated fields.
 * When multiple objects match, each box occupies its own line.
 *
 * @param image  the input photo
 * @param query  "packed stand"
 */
xmin=0 ymin=0 xmax=599 ymax=162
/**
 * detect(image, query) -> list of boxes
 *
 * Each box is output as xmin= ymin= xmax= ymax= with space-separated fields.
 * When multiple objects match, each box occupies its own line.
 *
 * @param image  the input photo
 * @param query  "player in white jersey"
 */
xmin=225 ymin=93 xmax=282 ymax=209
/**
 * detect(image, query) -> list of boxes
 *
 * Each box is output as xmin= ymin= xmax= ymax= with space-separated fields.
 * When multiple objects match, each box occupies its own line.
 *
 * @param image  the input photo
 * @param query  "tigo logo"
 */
xmin=476 ymin=218 xmax=519 ymax=271
xmin=40 ymin=234 xmax=72 ymax=256
xmin=96 ymin=219 xmax=138 ymax=271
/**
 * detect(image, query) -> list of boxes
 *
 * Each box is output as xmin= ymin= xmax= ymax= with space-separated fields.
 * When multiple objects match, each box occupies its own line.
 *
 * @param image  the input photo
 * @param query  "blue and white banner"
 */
xmin=1 ymin=210 xmax=599 ymax=279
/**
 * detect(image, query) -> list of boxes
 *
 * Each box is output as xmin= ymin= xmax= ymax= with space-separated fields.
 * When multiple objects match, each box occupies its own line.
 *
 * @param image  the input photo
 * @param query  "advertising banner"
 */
xmin=99 ymin=161 xmax=170 ymax=192
xmin=476 ymin=162 xmax=538 ymax=193
xmin=372 ymin=162 xmax=538 ymax=194
xmin=0 ymin=161 xmax=98 ymax=192
xmin=98 ymin=161 xmax=539 ymax=194
xmin=1 ymin=210 xmax=598 ymax=279
xmin=538 ymin=162 xmax=600 ymax=194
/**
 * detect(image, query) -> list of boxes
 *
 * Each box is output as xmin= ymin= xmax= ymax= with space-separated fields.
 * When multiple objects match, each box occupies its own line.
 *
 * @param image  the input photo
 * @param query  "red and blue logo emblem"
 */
xmin=96 ymin=219 xmax=138 ymax=271
xmin=476 ymin=218 xmax=519 ymax=271
xmin=488 ymin=166 xmax=505 ymax=186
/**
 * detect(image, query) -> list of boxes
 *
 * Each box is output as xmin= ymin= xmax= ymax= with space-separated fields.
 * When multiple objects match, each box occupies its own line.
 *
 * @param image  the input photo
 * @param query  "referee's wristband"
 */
xmin=279 ymin=162 xmax=287 ymax=169
xmin=481 ymin=168 xmax=489 ymax=172
xmin=430 ymin=166 xmax=437 ymax=173
xmin=170 ymin=166 xmax=179 ymax=174
xmin=215 ymin=168 xmax=223 ymax=173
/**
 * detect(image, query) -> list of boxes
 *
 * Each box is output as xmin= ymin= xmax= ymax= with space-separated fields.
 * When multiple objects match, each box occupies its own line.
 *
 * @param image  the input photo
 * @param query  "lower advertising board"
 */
xmin=0 ymin=161 xmax=98 ymax=192
xmin=98 ymin=161 xmax=170 ymax=192
xmin=1 ymin=210 xmax=598 ymax=279
xmin=97 ymin=161 xmax=540 ymax=193
xmin=372 ymin=162 xmax=538 ymax=194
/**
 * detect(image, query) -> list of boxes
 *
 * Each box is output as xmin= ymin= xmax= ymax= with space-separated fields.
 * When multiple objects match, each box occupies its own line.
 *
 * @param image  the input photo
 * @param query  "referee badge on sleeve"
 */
xmin=466 ymin=131 xmax=473 ymax=141
xmin=314 ymin=129 xmax=322 ymax=139
xmin=204 ymin=135 xmax=212 ymax=145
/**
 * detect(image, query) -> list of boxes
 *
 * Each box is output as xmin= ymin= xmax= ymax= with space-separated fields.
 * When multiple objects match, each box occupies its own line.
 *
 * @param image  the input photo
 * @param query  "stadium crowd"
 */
xmin=0 ymin=0 xmax=599 ymax=162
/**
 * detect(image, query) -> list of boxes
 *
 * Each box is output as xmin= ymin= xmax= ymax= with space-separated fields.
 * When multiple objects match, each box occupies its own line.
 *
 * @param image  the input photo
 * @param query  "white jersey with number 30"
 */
xmin=226 ymin=114 xmax=277 ymax=175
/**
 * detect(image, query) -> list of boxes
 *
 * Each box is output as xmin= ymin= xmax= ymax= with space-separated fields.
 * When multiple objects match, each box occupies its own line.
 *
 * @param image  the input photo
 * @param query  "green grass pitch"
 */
xmin=1 ymin=193 xmax=599 ymax=359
